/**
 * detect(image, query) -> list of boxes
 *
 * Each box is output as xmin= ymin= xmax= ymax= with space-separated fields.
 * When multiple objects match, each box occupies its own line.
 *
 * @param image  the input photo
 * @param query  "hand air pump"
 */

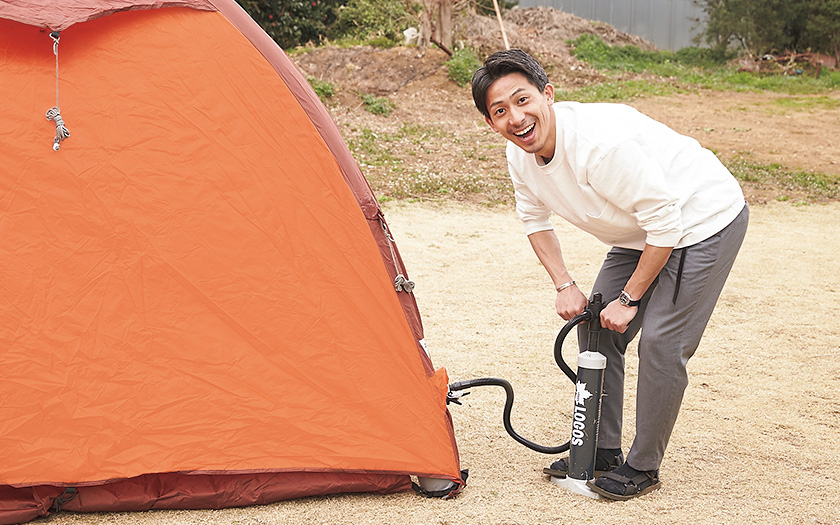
xmin=447 ymin=293 xmax=608 ymax=499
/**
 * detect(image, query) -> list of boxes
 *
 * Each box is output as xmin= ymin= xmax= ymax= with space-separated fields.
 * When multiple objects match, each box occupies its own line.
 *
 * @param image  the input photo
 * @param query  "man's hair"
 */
xmin=471 ymin=48 xmax=550 ymax=120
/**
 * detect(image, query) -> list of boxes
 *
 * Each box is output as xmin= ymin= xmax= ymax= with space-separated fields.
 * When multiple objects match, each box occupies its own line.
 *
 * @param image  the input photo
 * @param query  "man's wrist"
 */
xmin=618 ymin=290 xmax=641 ymax=307
xmin=556 ymin=280 xmax=576 ymax=293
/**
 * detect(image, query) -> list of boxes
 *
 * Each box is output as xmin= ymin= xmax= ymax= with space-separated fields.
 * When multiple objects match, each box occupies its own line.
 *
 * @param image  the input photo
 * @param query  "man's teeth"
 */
xmin=514 ymin=124 xmax=535 ymax=136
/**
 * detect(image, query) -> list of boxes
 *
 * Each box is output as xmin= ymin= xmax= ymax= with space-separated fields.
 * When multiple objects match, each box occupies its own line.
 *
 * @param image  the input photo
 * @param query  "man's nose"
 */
xmin=508 ymin=105 xmax=525 ymax=124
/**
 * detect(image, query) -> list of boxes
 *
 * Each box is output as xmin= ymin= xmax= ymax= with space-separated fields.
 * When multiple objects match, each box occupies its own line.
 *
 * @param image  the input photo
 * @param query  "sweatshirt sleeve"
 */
xmin=587 ymin=140 xmax=683 ymax=247
xmin=509 ymin=160 xmax=554 ymax=235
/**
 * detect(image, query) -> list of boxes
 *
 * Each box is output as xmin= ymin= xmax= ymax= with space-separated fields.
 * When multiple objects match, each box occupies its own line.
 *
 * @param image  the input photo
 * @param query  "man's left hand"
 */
xmin=600 ymin=300 xmax=638 ymax=334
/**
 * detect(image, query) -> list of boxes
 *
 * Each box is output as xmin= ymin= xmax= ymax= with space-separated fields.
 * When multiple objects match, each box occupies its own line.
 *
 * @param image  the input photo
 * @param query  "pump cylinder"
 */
xmin=567 ymin=351 xmax=606 ymax=480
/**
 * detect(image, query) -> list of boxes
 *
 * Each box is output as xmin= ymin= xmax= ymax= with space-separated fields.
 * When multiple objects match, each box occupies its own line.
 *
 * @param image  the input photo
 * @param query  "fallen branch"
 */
xmin=430 ymin=36 xmax=453 ymax=56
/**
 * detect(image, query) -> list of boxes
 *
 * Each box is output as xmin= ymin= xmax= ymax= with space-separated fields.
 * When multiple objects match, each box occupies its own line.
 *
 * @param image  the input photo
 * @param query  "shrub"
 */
xmin=241 ymin=0 xmax=340 ymax=49
xmin=329 ymin=0 xmax=415 ymax=44
xmin=447 ymin=47 xmax=482 ymax=87
xmin=307 ymin=78 xmax=336 ymax=101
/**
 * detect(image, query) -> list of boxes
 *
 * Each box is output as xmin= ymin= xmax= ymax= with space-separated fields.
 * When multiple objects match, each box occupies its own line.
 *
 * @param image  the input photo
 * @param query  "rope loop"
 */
xmin=378 ymin=215 xmax=416 ymax=293
xmin=46 ymin=106 xmax=70 ymax=150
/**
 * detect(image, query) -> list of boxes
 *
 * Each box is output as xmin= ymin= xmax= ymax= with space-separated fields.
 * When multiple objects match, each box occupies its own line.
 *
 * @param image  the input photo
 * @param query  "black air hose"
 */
xmin=447 ymin=306 xmax=595 ymax=455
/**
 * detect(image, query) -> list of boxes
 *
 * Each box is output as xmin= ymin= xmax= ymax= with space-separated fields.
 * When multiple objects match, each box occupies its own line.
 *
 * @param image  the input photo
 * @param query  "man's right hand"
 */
xmin=555 ymin=284 xmax=587 ymax=321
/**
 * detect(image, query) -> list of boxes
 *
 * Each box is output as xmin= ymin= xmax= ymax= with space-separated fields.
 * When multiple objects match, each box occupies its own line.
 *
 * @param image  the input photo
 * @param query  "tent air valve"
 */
xmin=47 ymin=30 xmax=70 ymax=151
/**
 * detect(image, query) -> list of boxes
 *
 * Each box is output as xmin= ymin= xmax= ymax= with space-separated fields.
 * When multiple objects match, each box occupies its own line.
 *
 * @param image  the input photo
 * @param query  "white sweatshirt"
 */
xmin=508 ymin=102 xmax=745 ymax=250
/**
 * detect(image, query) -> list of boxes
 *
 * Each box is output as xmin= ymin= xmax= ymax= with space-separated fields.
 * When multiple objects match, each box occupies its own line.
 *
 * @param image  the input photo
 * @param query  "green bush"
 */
xmin=241 ymin=0 xmax=340 ymax=49
xmin=329 ymin=0 xmax=415 ymax=44
xmin=447 ymin=47 xmax=482 ymax=87
xmin=307 ymin=78 xmax=336 ymax=101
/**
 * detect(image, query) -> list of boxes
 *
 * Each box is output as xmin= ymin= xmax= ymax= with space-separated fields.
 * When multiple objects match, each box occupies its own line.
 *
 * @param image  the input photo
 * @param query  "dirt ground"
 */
xmin=39 ymin=7 xmax=840 ymax=525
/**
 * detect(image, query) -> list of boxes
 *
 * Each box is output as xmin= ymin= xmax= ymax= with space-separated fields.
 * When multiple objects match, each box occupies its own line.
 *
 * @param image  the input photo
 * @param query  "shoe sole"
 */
xmin=542 ymin=467 xmax=612 ymax=479
xmin=585 ymin=479 xmax=662 ymax=501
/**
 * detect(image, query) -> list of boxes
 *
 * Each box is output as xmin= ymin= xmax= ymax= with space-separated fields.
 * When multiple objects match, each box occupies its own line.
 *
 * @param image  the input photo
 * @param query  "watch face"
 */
xmin=619 ymin=291 xmax=630 ymax=306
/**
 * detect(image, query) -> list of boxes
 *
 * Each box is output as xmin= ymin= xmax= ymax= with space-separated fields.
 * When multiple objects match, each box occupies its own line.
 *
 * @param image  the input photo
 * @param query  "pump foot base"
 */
xmin=550 ymin=476 xmax=602 ymax=499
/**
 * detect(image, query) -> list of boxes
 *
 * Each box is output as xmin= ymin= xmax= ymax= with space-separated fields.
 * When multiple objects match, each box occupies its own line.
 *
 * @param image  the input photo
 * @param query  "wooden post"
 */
xmin=492 ymin=0 xmax=510 ymax=50
xmin=438 ymin=0 xmax=453 ymax=51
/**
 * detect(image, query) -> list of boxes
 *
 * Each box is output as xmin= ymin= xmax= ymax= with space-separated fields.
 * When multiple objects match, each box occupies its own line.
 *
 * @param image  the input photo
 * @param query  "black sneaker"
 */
xmin=543 ymin=448 xmax=624 ymax=478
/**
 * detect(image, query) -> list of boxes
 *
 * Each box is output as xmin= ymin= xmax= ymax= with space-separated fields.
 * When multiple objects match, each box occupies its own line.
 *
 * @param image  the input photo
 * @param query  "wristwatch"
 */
xmin=618 ymin=290 xmax=641 ymax=308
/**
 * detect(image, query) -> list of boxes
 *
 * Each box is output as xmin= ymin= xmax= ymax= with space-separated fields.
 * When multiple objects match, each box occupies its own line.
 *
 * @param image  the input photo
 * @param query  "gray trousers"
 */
xmin=577 ymin=204 xmax=749 ymax=471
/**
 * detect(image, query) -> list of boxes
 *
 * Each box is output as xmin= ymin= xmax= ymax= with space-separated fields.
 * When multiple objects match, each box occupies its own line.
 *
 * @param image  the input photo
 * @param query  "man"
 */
xmin=471 ymin=49 xmax=748 ymax=500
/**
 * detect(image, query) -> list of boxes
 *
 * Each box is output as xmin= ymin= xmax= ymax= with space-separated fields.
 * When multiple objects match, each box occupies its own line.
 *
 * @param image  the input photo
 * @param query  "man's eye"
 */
xmin=518 ymin=96 xmax=528 ymax=104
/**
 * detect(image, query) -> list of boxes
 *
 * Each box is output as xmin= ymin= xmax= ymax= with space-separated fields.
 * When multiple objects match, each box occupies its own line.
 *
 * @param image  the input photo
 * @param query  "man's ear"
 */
xmin=544 ymin=83 xmax=555 ymax=104
xmin=484 ymin=115 xmax=500 ymax=133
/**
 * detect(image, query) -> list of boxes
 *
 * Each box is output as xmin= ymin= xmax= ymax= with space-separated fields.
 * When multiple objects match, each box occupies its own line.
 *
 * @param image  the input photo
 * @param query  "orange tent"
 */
xmin=0 ymin=1 xmax=462 ymax=522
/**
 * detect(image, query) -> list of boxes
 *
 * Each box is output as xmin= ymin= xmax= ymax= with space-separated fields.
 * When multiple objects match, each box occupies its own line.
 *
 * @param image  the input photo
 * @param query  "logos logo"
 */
xmin=575 ymin=381 xmax=592 ymax=405
xmin=571 ymin=381 xmax=593 ymax=447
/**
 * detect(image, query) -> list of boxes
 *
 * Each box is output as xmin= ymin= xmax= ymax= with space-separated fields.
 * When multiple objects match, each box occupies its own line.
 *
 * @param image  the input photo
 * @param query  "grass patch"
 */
xmin=566 ymin=34 xmax=840 ymax=101
xmin=346 ymin=128 xmax=399 ymax=167
xmin=388 ymin=168 xmax=484 ymax=199
xmin=361 ymin=93 xmax=395 ymax=116
xmin=556 ymin=79 xmax=682 ymax=102
xmin=705 ymin=69 xmax=840 ymax=94
xmin=725 ymin=156 xmax=840 ymax=201
xmin=347 ymin=122 xmax=507 ymax=201
xmin=346 ymin=123 xmax=446 ymax=167
xmin=570 ymin=34 xmax=733 ymax=77
xmin=771 ymin=95 xmax=840 ymax=111
xmin=398 ymin=122 xmax=447 ymax=143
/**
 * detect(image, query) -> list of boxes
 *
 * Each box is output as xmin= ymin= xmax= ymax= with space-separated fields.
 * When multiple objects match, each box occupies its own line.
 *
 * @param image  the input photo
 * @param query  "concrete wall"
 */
xmin=516 ymin=0 xmax=707 ymax=50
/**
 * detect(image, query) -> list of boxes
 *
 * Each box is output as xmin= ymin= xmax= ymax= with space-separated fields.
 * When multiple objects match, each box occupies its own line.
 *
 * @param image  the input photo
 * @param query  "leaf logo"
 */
xmin=575 ymin=381 xmax=593 ymax=406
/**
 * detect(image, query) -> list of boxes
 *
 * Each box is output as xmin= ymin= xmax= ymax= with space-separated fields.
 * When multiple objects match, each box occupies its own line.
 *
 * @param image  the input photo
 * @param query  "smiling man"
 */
xmin=471 ymin=49 xmax=748 ymax=500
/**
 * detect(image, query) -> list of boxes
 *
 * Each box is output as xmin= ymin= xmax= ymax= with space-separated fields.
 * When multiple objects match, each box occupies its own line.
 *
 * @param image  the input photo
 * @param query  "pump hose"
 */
xmin=447 ymin=309 xmax=593 ymax=455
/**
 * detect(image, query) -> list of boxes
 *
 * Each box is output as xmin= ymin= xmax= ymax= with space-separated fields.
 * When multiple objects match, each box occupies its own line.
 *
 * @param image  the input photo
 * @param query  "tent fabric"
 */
xmin=1 ymin=471 xmax=410 ymax=523
xmin=0 ymin=2 xmax=462 ymax=523
xmin=204 ymin=0 xmax=430 ymax=367
xmin=0 ymin=0 xmax=215 ymax=31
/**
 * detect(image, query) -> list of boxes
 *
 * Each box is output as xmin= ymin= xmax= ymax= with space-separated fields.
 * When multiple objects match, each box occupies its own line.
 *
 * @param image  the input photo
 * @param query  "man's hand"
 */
xmin=600 ymin=299 xmax=638 ymax=333
xmin=556 ymin=285 xmax=588 ymax=321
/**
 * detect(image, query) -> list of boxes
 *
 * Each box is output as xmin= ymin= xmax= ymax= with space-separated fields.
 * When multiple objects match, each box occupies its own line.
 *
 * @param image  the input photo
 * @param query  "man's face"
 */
xmin=484 ymin=72 xmax=556 ymax=160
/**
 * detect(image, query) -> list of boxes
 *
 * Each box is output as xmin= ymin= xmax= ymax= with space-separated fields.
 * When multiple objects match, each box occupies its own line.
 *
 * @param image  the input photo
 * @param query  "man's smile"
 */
xmin=513 ymin=123 xmax=535 ymax=138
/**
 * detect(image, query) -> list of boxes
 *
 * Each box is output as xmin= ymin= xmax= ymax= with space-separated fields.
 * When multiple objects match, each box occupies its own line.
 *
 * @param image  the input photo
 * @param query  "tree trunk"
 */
xmin=420 ymin=0 xmax=433 ymax=47
xmin=437 ymin=0 xmax=453 ymax=51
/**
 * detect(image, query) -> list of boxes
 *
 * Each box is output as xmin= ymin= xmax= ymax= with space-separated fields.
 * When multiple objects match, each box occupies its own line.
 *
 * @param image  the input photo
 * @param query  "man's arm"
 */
xmin=528 ymin=229 xmax=588 ymax=320
xmin=600 ymin=244 xmax=673 ymax=333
